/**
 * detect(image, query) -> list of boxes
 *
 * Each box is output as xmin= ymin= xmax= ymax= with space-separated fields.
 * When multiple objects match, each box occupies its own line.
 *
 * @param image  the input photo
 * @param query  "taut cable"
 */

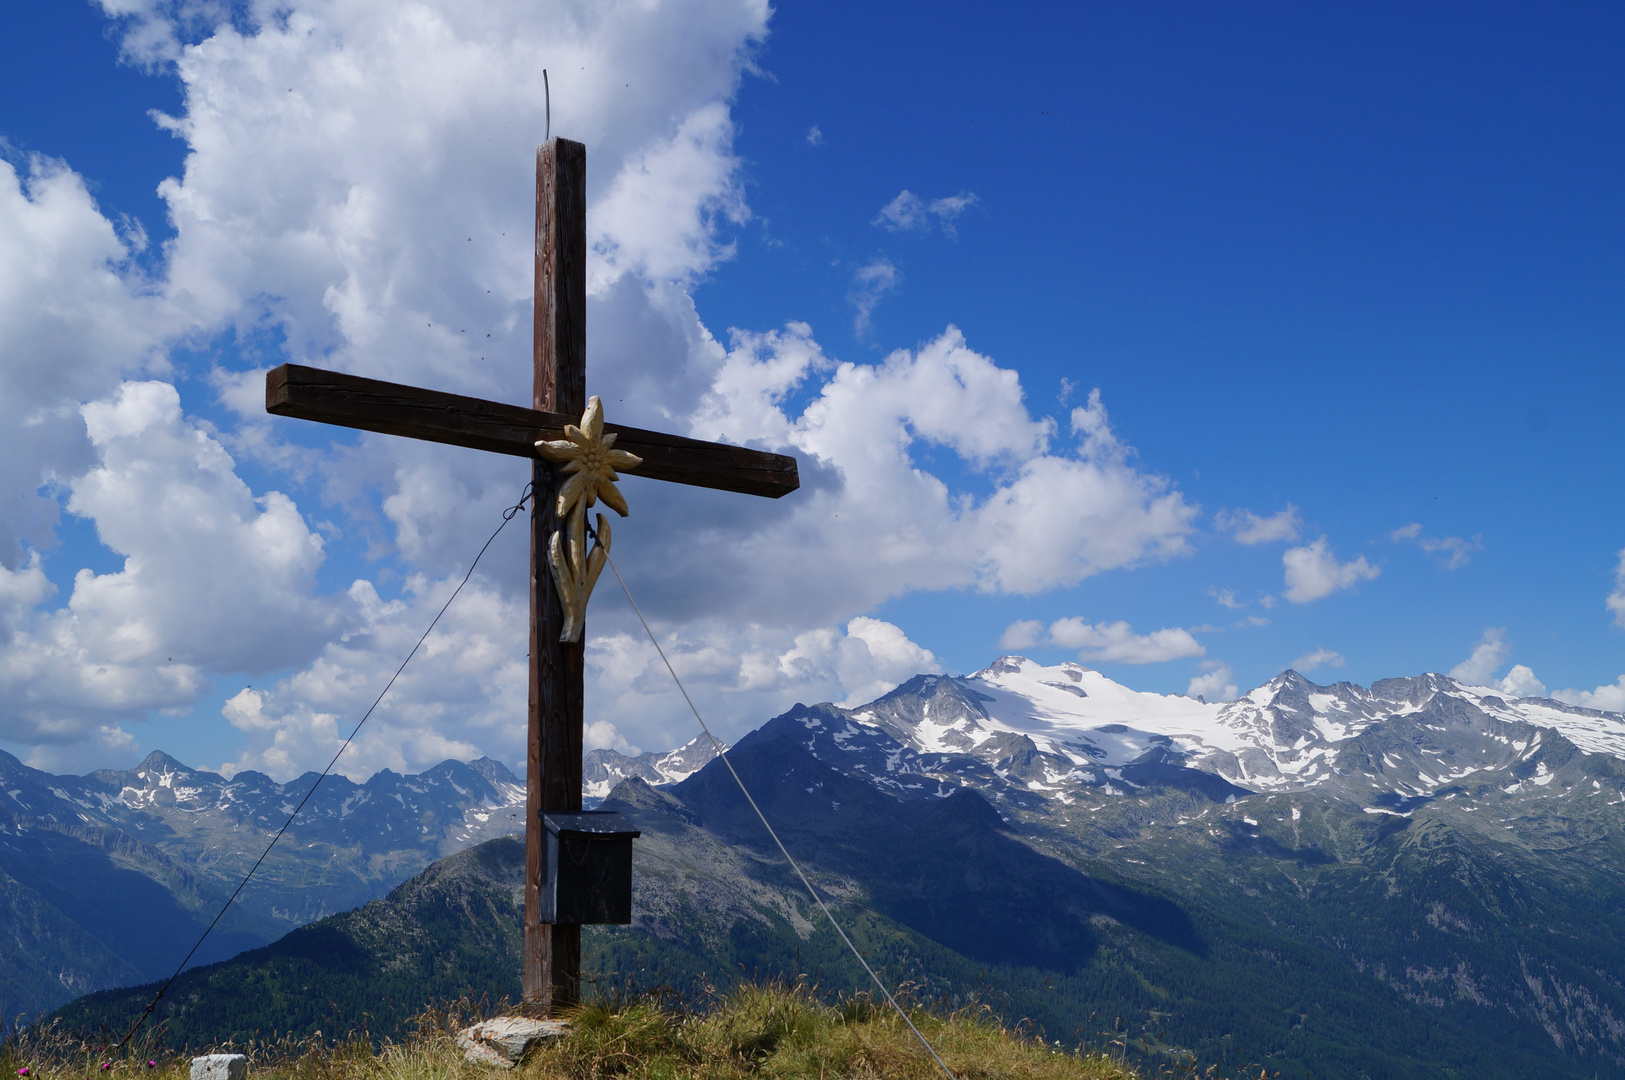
xmin=117 ymin=483 xmax=534 ymax=1047
xmin=599 ymin=548 xmax=958 ymax=1080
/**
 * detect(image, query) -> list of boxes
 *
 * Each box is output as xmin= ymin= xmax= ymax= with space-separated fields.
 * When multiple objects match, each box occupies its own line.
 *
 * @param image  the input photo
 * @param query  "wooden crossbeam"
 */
xmin=266 ymin=362 xmax=800 ymax=499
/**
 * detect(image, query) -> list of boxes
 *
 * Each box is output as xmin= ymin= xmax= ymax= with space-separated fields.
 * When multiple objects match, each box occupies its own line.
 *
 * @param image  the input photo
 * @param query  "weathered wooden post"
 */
xmin=527 ymin=136 xmax=588 ymax=1011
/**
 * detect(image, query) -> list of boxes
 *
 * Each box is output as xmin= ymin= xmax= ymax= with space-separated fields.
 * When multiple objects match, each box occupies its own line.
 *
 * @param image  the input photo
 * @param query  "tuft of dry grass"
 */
xmin=4 ymin=982 xmax=1224 ymax=1080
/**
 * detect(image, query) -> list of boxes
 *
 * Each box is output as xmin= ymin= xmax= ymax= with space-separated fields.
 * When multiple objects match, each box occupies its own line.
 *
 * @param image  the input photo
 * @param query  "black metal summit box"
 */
xmin=539 ymin=811 xmax=641 ymax=924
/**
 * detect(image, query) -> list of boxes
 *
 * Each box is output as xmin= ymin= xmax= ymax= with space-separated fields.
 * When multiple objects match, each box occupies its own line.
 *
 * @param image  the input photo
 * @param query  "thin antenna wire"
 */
xmin=117 ymin=483 xmax=535 ymax=1048
xmin=600 ymin=549 xmax=958 ymax=1080
xmin=544 ymin=69 xmax=550 ymax=141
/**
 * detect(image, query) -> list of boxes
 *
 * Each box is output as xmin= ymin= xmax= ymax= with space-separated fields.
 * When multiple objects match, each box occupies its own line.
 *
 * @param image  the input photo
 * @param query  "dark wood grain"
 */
xmin=527 ymin=448 xmax=583 ymax=1012
xmin=536 ymin=139 xmax=586 ymax=417
xmin=529 ymin=138 xmax=588 ymax=1013
xmin=266 ymin=363 xmax=800 ymax=499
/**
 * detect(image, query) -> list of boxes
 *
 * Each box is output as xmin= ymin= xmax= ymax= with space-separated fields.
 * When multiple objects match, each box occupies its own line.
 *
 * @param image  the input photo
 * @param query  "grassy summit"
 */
xmin=9 ymin=983 xmax=1148 ymax=1080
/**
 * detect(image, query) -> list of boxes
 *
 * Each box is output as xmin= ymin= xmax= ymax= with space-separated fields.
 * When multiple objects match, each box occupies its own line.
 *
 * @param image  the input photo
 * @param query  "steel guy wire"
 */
xmin=599 ymin=546 xmax=960 ymax=1080
xmin=117 ymin=482 xmax=535 ymax=1048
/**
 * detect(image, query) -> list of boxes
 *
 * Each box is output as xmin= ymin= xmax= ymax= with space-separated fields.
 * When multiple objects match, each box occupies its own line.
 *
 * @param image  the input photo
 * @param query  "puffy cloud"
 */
xmin=1032 ymin=616 xmax=1204 ymax=665
xmin=1217 ymin=505 xmax=1301 ymax=545
xmin=789 ymin=616 xmax=942 ymax=707
xmin=874 ymin=190 xmax=977 ymax=236
xmin=1496 ymin=664 xmax=1547 ymax=699
xmin=667 ymin=331 xmax=1195 ymax=621
xmin=971 ymin=390 xmax=1193 ymax=593
xmin=68 ymin=383 xmax=347 ymax=670
xmin=590 ymin=103 xmax=750 ymax=288
xmin=1609 ymin=549 xmax=1625 ymax=629
xmin=806 ymin=126 xmax=823 ymax=146
xmin=997 ymin=619 xmax=1045 ymax=650
xmin=1554 ymin=676 xmax=1625 ymax=713
xmin=1291 ymin=647 xmax=1345 ymax=674
xmin=849 ymin=257 xmax=899 ymax=336
xmin=587 ymin=616 xmax=940 ymax=750
xmin=0 ymin=555 xmax=55 ymax=626
xmin=0 ymin=382 xmax=349 ymax=747
xmin=0 ymin=154 xmax=171 ymax=569
xmin=1188 ymin=662 xmax=1237 ymax=702
xmin=1449 ymin=628 xmax=1510 ymax=686
xmin=144 ymin=0 xmax=768 ymax=396
xmin=216 ymin=572 xmax=524 ymax=780
xmin=1390 ymin=523 xmax=1481 ymax=569
xmin=1281 ymin=537 xmax=1379 ymax=603
xmin=1445 ymin=636 xmax=1546 ymax=698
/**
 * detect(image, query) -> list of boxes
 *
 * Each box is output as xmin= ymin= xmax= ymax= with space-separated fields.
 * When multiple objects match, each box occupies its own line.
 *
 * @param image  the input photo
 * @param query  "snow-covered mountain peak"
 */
xmin=964 ymin=656 xmax=1217 ymax=747
xmin=1440 ymin=681 xmax=1625 ymax=760
xmin=583 ymin=734 xmax=725 ymax=802
xmin=869 ymin=655 xmax=1226 ymax=769
xmin=815 ymin=661 xmax=1625 ymax=800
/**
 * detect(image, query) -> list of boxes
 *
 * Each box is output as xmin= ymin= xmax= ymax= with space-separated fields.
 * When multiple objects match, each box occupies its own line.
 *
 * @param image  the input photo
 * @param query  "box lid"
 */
xmin=542 ymin=810 xmax=641 ymax=839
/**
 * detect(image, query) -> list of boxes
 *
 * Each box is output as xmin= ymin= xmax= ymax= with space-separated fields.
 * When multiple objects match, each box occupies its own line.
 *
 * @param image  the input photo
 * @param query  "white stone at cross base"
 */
xmin=456 ymin=1016 xmax=568 ymax=1068
xmin=190 ymin=1055 xmax=247 ymax=1080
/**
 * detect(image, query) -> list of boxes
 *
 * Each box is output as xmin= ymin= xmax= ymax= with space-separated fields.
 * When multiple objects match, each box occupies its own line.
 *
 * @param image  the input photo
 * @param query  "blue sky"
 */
xmin=2 ymin=1 xmax=1623 ymax=778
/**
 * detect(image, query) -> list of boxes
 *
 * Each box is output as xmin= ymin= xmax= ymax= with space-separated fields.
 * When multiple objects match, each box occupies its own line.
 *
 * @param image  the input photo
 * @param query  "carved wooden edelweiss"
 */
xmin=534 ymin=396 xmax=642 ymax=642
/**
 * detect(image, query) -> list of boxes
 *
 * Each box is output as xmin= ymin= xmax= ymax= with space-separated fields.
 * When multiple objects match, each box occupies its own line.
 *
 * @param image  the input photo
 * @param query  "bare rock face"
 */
xmin=455 ymin=1016 xmax=567 ymax=1068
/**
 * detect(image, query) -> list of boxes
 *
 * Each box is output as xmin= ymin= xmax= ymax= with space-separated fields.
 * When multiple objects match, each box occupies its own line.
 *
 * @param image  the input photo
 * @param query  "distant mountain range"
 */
xmin=55 ymin=837 xmax=530 ymax=1044
xmin=0 ymin=728 xmax=726 ymax=1023
xmin=31 ymin=658 xmax=1625 ymax=1078
xmin=0 ymin=750 xmax=529 ymax=1020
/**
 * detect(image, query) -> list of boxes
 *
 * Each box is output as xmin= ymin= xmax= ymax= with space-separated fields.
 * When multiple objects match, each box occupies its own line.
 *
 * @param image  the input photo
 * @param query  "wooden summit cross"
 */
xmin=263 ymin=138 xmax=799 ymax=1012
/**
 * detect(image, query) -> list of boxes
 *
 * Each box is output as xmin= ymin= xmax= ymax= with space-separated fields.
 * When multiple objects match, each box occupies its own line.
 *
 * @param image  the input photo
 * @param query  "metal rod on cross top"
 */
xmin=264 ymin=136 xmax=799 ymax=1013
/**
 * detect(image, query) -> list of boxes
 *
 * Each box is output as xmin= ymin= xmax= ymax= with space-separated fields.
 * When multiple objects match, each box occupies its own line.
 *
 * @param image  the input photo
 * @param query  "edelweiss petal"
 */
xmin=535 ymin=438 xmax=577 ymax=462
xmin=597 ymin=483 xmax=630 ymax=518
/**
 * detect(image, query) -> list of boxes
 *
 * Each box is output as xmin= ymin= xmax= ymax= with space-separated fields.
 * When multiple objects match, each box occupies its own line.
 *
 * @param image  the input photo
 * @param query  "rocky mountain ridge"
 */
xmin=584 ymin=734 xmax=723 ymax=802
xmin=0 ymin=749 xmax=529 ymax=1022
xmin=759 ymin=656 xmax=1625 ymax=812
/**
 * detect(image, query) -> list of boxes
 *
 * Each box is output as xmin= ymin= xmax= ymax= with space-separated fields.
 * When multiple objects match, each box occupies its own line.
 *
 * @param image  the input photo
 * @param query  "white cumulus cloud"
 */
xmin=1449 ymin=627 xmax=1510 ymax=686
xmin=1217 ymin=505 xmax=1301 ymax=545
xmin=0 ymin=382 xmax=348 ymax=746
xmin=1495 ymin=665 xmax=1547 ymax=699
xmin=1554 ymin=676 xmax=1625 ymax=713
xmin=1042 ymin=617 xmax=1204 ymax=665
xmin=1188 ymin=662 xmax=1237 ymax=702
xmin=997 ymin=619 xmax=1045 ymax=651
xmin=0 ymin=153 xmax=173 ymax=570
xmin=1445 ymin=629 xmax=1547 ymax=697
xmin=587 ymin=616 xmax=940 ymax=749
xmin=1281 ymin=537 xmax=1379 ymax=603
